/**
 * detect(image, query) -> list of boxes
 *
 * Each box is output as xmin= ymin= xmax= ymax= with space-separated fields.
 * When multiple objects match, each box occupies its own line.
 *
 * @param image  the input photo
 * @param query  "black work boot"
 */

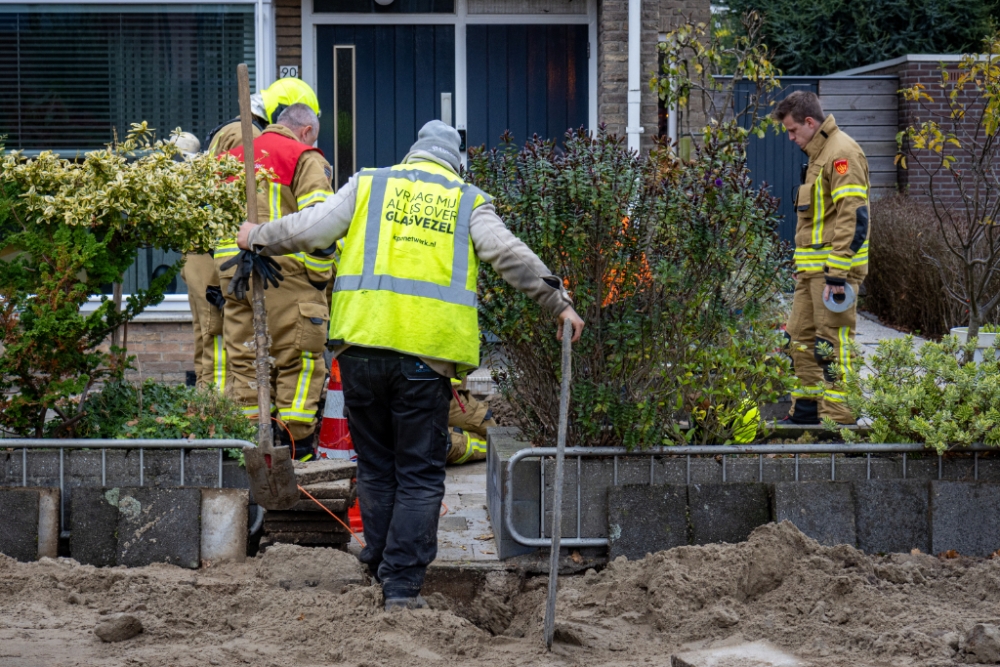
xmin=779 ymin=399 xmax=820 ymax=425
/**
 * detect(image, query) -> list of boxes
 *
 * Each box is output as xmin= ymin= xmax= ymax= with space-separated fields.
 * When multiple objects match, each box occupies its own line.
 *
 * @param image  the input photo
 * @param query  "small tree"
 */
xmin=465 ymin=18 xmax=795 ymax=449
xmin=470 ymin=129 xmax=793 ymax=449
xmin=0 ymin=124 xmax=246 ymax=437
xmin=653 ymin=12 xmax=781 ymax=143
xmin=899 ymin=34 xmax=1000 ymax=346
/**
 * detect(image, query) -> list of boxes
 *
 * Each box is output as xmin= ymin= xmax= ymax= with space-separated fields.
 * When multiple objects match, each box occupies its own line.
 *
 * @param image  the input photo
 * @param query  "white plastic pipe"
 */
xmin=667 ymin=57 xmax=678 ymax=146
xmin=626 ymin=0 xmax=644 ymax=152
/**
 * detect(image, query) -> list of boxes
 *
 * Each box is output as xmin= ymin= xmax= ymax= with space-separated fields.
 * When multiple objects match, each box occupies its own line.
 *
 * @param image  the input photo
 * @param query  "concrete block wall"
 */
xmin=489 ymin=431 xmax=1000 ymax=560
xmin=597 ymin=0 xmax=709 ymax=153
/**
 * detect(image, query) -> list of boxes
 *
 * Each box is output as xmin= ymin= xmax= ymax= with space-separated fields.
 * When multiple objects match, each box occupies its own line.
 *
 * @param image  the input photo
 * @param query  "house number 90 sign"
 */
xmin=279 ymin=66 xmax=299 ymax=78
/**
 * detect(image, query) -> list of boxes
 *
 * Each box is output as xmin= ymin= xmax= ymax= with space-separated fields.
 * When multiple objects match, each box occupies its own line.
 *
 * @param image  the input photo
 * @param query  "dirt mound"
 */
xmin=256 ymin=543 xmax=366 ymax=591
xmin=2 ymin=522 xmax=999 ymax=666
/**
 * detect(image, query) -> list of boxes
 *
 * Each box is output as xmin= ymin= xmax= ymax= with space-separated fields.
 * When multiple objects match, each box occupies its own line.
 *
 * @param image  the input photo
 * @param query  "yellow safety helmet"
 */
xmin=260 ymin=78 xmax=321 ymax=124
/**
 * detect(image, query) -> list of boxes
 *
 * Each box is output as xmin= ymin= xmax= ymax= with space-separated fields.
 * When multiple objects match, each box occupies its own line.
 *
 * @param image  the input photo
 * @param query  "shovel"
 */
xmin=235 ymin=63 xmax=300 ymax=511
xmin=544 ymin=318 xmax=573 ymax=650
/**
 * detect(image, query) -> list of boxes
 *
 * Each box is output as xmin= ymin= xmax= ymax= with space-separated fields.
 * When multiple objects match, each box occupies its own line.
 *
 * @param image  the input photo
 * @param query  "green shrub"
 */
xmin=837 ymin=336 xmax=1000 ymax=452
xmin=75 ymin=379 xmax=255 ymax=461
xmin=0 ymin=125 xmax=246 ymax=437
xmin=862 ymin=193 xmax=997 ymax=338
xmin=467 ymin=129 xmax=794 ymax=449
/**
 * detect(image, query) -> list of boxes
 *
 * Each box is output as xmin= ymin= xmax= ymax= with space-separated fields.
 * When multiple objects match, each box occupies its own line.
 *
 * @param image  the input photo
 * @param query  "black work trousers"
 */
xmin=339 ymin=347 xmax=451 ymax=599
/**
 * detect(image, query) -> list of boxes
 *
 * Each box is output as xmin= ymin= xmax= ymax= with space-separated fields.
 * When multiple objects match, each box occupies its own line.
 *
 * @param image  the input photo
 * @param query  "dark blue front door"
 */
xmin=316 ymin=25 xmax=455 ymax=185
xmin=466 ymin=24 xmax=588 ymax=151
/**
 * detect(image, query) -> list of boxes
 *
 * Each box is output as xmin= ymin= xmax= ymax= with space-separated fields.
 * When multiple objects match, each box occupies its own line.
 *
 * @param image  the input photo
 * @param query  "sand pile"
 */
xmin=2 ymin=521 xmax=999 ymax=666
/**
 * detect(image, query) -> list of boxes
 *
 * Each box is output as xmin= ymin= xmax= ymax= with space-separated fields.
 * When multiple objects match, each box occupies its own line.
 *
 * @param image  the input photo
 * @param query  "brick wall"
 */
xmin=276 ymin=0 xmax=303 ymax=73
xmin=123 ymin=322 xmax=196 ymax=385
xmin=864 ymin=58 xmax=985 ymax=206
xmin=597 ymin=0 xmax=709 ymax=153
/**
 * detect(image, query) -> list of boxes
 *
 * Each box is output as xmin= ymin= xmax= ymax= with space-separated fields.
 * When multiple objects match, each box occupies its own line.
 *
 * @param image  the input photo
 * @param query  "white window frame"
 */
xmin=300 ymin=0 xmax=599 ymax=156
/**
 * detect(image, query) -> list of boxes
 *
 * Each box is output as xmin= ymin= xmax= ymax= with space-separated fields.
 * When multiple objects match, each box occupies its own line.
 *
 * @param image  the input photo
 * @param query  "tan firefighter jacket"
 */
xmin=208 ymin=118 xmax=262 ymax=157
xmin=793 ymin=115 xmax=871 ymax=284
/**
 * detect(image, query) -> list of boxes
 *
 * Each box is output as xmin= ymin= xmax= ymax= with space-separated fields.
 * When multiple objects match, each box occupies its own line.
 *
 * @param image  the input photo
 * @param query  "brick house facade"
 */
xmin=127 ymin=0 xmax=709 ymax=382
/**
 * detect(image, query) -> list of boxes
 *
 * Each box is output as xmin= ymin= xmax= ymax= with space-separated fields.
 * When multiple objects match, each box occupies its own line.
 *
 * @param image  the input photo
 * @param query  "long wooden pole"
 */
xmin=544 ymin=318 xmax=573 ymax=650
xmin=237 ymin=63 xmax=275 ymax=461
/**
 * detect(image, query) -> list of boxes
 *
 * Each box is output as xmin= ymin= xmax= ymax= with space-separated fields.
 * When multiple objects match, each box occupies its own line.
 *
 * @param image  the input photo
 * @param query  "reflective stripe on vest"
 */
xmin=330 ymin=163 xmax=489 ymax=370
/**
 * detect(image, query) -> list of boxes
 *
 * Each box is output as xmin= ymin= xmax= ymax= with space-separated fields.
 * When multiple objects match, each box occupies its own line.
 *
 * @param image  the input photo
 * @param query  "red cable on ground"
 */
xmin=274 ymin=415 xmax=446 ymax=548
xmin=272 ymin=416 xmax=363 ymax=547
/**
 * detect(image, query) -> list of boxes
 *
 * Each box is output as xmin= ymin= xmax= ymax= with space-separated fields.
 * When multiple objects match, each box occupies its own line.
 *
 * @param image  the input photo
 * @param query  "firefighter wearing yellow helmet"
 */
xmin=205 ymin=77 xmax=321 ymax=155
xmin=182 ymin=78 xmax=324 ymax=391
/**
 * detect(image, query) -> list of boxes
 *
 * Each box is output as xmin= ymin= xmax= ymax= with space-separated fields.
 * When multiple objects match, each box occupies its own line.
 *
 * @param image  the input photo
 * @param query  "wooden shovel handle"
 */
xmin=237 ymin=64 xmax=275 ymax=458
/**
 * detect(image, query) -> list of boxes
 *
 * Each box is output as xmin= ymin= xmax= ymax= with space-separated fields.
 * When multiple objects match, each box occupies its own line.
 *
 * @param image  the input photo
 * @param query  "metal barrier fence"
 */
xmin=505 ymin=443 xmax=997 ymax=549
xmin=1 ymin=439 xmax=256 ymax=538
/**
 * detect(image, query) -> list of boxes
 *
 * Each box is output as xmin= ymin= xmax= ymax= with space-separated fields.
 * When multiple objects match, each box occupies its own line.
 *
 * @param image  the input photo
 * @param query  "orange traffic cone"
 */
xmin=348 ymin=498 xmax=364 ymax=533
xmin=316 ymin=359 xmax=356 ymax=461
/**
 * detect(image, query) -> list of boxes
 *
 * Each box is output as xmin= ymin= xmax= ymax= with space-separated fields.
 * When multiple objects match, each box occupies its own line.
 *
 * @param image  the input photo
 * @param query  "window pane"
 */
xmin=334 ymin=46 xmax=356 ymax=190
xmin=314 ymin=0 xmax=454 ymax=13
xmin=0 ymin=4 xmax=256 ymax=152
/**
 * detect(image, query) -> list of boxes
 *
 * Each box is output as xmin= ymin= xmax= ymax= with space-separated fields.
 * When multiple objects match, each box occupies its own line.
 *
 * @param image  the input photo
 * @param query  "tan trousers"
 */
xmin=181 ymin=253 xmax=226 ymax=389
xmin=446 ymin=389 xmax=497 ymax=464
xmin=785 ymin=272 xmax=861 ymax=424
xmin=217 ymin=255 xmax=330 ymax=441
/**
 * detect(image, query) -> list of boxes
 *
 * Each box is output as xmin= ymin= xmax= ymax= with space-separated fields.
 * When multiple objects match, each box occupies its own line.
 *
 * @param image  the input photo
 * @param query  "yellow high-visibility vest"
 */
xmin=330 ymin=161 xmax=490 ymax=372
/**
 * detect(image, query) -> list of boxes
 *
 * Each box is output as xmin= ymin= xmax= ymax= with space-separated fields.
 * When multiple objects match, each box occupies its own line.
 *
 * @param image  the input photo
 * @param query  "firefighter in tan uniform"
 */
xmin=184 ymin=78 xmax=323 ymax=389
xmin=773 ymin=91 xmax=870 ymax=425
xmin=446 ymin=380 xmax=497 ymax=465
xmin=215 ymin=103 xmax=334 ymax=458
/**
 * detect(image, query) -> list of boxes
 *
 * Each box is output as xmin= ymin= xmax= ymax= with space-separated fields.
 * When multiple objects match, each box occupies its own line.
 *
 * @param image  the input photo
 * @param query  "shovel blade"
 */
xmin=244 ymin=445 xmax=300 ymax=510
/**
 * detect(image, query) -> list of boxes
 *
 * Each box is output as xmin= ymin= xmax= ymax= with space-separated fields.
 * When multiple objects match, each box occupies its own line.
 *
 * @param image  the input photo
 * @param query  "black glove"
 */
xmin=220 ymin=250 xmax=284 ymax=301
xmin=205 ymin=285 xmax=226 ymax=311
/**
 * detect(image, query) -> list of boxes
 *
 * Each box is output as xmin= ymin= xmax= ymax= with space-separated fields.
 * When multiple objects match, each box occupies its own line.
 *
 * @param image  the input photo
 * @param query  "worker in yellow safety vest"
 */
xmin=773 ymin=91 xmax=870 ymax=425
xmin=182 ymin=78 xmax=324 ymax=391
xmin=217 ymin=103 xmax=334 ymax=459
xmin=235 ymin=120 xmax=584 ymax=611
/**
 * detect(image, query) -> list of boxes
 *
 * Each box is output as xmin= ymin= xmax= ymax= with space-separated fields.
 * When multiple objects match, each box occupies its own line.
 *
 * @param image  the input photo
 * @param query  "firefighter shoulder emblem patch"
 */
xmin=834 ymin=159 xmax=849 ymax=175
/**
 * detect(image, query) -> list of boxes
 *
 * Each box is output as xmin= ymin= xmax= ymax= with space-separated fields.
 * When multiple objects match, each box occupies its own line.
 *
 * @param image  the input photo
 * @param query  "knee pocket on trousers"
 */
xmin=295 ymin=302 xmax=329 ymax=351
xmin=205 ymin=300 xmax=224 ymax=336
